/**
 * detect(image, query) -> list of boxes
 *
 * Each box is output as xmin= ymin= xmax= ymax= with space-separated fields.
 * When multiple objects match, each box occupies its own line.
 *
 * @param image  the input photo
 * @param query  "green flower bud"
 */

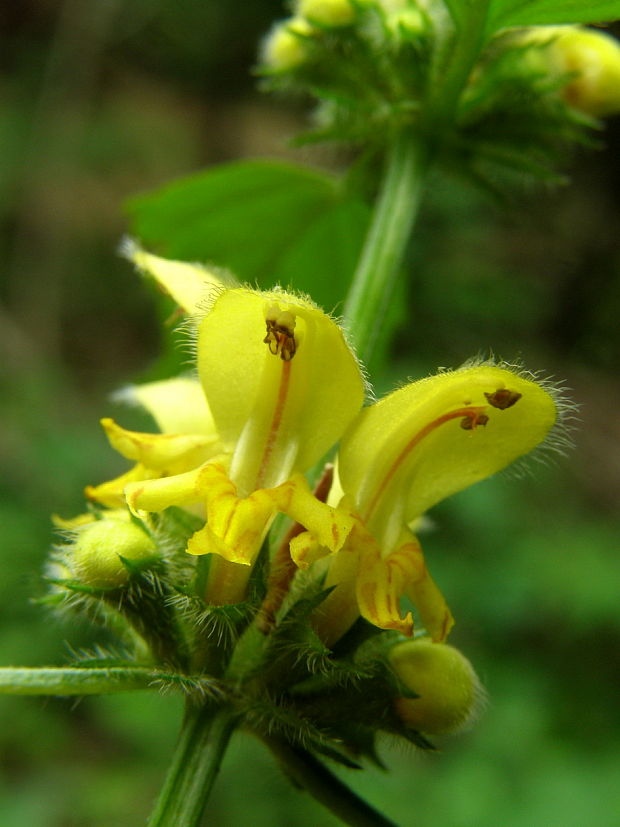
xmin=388 ymin=638 xmax=484 ymax=734
xmin=261 ymin=17 xmax=316 ymax=72
xmin=380 ymin=0 xmax=427 ymax=37
xmin=296 ymin=0 xmax=357 ymax=28
xmin=518 ymin=26 xmax=620 ymax=117
xmin=71 ymin=518 xmax=157 ymax=588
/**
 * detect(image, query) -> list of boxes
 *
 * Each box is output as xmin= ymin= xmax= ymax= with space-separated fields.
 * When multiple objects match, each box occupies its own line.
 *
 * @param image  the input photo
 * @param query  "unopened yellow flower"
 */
xmin=389 ymin=637 xmax=484 ymax=734
xmin=70 ymin=515 xmax=158 ymax=589
xmin=303 ymin=363 xmax=560 ymax=644
xmin=262 ymin=17 xmax=316 ymax=72
xmin=516 ymin=26 xmax=620 ymax=117
xmin=296 ymin=0 xmax=357 ymax=28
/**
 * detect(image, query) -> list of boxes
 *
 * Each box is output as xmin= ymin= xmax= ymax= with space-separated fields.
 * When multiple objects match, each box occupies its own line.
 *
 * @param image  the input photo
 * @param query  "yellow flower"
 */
xmin=296 ymin=0 xmax=357 ymax=28
xmin=85 ymin=376 xmax=222 ymax=509
xmin=302 ymin=363 xmax=562 ymax=644
xmin=86 ymin=247 xmax=226 ymax=508
xmin=516 ymin=26 xmax=620 ymax=117
xmin=89 ymin=250 xmax=366 ymax=605
xmin=121 ymin=240 xmax=225 ymax=315
xmin=261 ymin=17 xmax=316 ymax=72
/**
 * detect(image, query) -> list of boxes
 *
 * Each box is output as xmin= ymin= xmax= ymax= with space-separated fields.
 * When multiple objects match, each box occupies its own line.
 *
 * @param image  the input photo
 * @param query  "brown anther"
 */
xmin=263 ymin=319 xmax=297 ymax=361
xmin=484 ymin=388 xmax=522 ymax=410
xmin=460 ymin=412 xmax=489 ymax=430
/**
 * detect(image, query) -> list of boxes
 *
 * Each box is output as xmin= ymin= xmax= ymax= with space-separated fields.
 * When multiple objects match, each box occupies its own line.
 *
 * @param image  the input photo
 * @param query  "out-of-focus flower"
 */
xmin=261 ymin=17 xmax=316 ymax=72
xmin=296 ymin=0 xmax=358 ymax=28
xmin=516 ymin=25 xmax=620 ymax=117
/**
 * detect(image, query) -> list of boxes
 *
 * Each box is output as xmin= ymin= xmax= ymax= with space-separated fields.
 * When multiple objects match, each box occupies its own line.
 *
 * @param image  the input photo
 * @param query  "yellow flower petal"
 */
xmin=312 ymin=518 xmax=417 ymax=644
xmin=355 ymin=540 xmax=415 ymax=637
xmin=289 ymin=531 xmax=330 ymax=569
xmin=125 ymin=463 xmax=215 ymax=515
xmin=186 ymin=466 xmax=276 ymax=564
xmin=184 ymin=466 xmax=354 ymax=564
xmin=123 ymin=241 xmax=223 ymax=314
xmin=118 ymin=377 xmax=217 ymax=436
xmin=339 ymin=364 xmax=557 ymax=539
xmin=86 ymin=464 xmax=152 ymax=508
xmin=270 ymin=474 xmax=354 ymax=554
xmin=197 ymin=288 xmax=365 ymax=494
xmin=401 ymin=536 xmax=454 ymax=642
xmin=100 ymin=418 xmax=220 ymax=472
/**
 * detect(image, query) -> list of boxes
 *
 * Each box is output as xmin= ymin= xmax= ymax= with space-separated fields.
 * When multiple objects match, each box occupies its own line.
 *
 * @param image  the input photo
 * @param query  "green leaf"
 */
xmin=442 ymin=0 xmax=472 ymax=26
xmin=128 ymin=159 xmax=371 ymax=311
xmin=487 ymin=0 xmax=620 ymax=30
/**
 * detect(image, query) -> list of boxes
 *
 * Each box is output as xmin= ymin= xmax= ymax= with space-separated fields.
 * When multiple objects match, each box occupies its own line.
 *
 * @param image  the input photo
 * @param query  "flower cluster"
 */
xmin=259 ymin=3 xmax=620 ymax=187
xmin=58 ymin=252 xmax=554 ymax=624
xmin=45 ymin=244 xmax=572 ymax=752
xmin=82 ymin=250 xmax=562 ymax=641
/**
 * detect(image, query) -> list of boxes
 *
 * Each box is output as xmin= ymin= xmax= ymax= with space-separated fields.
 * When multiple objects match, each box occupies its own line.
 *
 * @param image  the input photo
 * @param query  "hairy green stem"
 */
xmin=0 ymin=666 xmax=162 ymax=695
xmin=147 ymin=703 xmax=237 ymax=827
xmin=343 ymin=131 xmax=428 ymax=365
xmin=265 ymin=737 xmax=397 ymax=827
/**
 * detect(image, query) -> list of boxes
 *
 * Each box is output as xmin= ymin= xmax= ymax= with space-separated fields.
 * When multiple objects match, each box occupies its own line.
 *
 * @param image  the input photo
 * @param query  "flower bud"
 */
xmin=71 ymin=518 xmax=157 ymax=588
xmin=296 ymin=0 xmax=357 ymax=28
xmin=518 ymin=26 xmax=620 ymax=117
xmin=388 ymin=638 xmax=483 ymax=734
xmin=380 ymin=0 xmax=427 ymax=37
xmin=261 ymin=17 xmax=316 ymax=72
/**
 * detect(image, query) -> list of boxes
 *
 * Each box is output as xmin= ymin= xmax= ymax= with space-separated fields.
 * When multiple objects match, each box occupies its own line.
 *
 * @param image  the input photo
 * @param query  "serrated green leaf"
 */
xmin=127 ymin=159 xmax=370 ymax=310
xmin=487 ymin=0 xmax=620 ymax=31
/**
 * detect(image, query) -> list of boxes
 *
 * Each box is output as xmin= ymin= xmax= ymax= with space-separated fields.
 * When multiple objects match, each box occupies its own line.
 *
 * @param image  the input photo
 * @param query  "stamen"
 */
xmin=264 ymin=304 xmax=297 ymax=361
xmin=363 ymin=406 xmax=488 ymax=522
xmin=460 ymin=412 xmax=489 ymax=430
xmin=484 ymin=388 xmax=522 ymax=410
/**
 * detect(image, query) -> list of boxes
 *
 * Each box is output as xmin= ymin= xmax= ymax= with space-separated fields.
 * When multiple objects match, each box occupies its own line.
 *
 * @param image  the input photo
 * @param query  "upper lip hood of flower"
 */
xmin=121 ymin=238 xmax=226 ymax=315
xmin=339 ymin=362 xmax=558 ymax=542
xmin=197 ymin=286 xmax=365 ymax=495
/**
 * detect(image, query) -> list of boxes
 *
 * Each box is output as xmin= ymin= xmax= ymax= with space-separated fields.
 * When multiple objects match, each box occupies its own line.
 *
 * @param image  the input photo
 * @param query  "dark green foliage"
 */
xmin=128 ymin=159 xmax=371 ymax=311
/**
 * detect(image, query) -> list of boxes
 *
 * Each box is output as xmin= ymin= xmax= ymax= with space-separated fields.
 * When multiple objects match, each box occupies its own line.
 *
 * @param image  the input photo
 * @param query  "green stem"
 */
xmin=147 ymin=703 xmax=237 ymax=827
xmin=343 ymin=131 xmax=428 ymax=365
xmin=265 ymin=737 xmax=397 ymax=827
xmin=0 ymin=666 xmax=162 ymax=695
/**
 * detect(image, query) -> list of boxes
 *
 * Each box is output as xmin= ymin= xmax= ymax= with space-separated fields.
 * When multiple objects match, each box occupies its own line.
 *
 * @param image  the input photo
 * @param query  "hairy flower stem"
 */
xmin=147 ymin=703 xmax=237 ymax=827
xmin=265 ymin=737 xmax=397 ymax=827
xmin=0 ymin=666 xmax=162 ymax=695
xmin=343 ymin=131 xmax=428 ymax=366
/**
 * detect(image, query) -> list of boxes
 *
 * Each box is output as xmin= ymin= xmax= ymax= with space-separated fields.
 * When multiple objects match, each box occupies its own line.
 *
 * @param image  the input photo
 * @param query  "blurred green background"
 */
xmin=1 ymin=2 xmax=620 ymax=825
